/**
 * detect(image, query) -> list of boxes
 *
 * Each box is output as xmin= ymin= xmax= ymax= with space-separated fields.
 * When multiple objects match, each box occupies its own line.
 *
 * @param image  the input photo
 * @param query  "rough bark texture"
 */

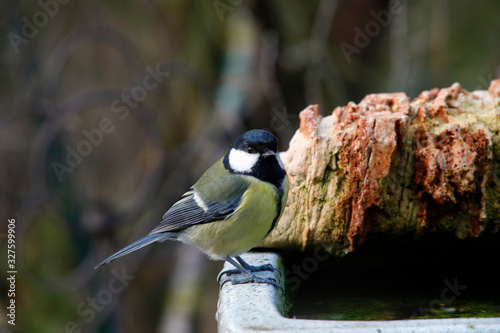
xmin=260 ymin=80 xmax=500 ymax=255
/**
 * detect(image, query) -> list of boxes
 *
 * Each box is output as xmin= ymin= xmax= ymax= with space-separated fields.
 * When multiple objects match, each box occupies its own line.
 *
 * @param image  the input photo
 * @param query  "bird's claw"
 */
xmin=218 ymin=272 xmax=283 ymax=291
xmin=221 ymin=263 xmax=281 ymax=277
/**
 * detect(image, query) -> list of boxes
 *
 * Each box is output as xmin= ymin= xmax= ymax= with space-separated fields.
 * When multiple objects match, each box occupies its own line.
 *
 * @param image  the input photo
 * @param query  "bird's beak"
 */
xmin=262 ymin=149 xmax=277 ymax=157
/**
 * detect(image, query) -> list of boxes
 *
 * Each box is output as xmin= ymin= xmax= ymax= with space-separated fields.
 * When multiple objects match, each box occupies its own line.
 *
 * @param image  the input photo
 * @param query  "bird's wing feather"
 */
xmin=149 ymin=174 xmax=249 ymax=234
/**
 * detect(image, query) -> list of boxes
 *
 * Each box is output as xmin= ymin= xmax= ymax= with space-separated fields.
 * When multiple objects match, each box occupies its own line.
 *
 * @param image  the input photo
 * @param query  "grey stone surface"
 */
xmin=217 ymin=252 xmax=500 ymax=333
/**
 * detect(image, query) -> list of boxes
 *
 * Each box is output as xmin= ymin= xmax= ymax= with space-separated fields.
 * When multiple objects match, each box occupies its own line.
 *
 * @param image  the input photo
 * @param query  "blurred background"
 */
xmin=1 ymin=0 xmax=500 ymax=332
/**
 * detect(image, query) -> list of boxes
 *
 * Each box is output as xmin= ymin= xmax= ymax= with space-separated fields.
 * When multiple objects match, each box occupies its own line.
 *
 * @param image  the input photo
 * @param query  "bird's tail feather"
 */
xmin=94 ymin=233 xmax=175 ymax=269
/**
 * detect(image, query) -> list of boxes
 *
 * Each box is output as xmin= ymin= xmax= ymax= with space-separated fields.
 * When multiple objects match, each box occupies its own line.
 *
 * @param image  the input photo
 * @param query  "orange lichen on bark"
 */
xmin=299 ymin=104 xmax=322 ymax=140
xmin=333 ymin=93 xmax=410 ymax=248
xmin=488 ymin=78 xmax=500 ymax=97
xmin=412 ymin=83 xmax=495 ymax=237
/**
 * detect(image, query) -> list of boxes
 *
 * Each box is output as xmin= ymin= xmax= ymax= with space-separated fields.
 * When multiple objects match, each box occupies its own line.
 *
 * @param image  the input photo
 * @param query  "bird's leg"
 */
xmin=218 ymin=255 xmax=279 ymax=277
xmin=217 ymin=256 xmax=282 ymax=290
xmin=235 ymin=255 xmax=279 ymax=274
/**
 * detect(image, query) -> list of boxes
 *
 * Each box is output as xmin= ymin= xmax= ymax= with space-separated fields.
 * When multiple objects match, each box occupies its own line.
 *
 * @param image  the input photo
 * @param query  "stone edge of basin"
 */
xmin=217 ymin=252 xmax=500 ymax=333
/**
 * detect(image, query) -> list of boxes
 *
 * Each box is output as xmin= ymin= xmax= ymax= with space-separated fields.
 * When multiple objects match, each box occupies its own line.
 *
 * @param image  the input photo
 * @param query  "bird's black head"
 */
xmin=233 ymin=129 xmax=279 ymax=155
xmin=223 ymin=130 xmax=286 ymax=188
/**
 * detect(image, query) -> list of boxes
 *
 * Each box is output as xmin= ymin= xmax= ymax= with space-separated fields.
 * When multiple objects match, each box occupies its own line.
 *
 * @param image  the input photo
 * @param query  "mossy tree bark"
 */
xmin=260 ymin=80 xmax=500 ymax=255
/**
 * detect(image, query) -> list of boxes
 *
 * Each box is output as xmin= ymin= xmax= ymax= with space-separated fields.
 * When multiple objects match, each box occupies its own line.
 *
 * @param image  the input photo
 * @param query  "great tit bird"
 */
xmin=95 ymin=130 xmax=289 ymax=289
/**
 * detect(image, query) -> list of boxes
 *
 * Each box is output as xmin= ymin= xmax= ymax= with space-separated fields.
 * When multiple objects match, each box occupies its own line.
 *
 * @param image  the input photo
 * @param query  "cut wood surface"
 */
xmin=260 ymin=80 xmax=500 ymax=255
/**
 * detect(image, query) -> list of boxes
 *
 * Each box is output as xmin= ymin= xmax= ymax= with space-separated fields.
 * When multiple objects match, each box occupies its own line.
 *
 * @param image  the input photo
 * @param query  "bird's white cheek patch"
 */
xmin=228 ymin=148 xmax=259 ymax=173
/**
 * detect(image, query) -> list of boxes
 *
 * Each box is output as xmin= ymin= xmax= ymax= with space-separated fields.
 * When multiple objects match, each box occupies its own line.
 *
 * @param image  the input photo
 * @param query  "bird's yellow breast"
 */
xmin=181 ymin=176 xmax=281 ymax=259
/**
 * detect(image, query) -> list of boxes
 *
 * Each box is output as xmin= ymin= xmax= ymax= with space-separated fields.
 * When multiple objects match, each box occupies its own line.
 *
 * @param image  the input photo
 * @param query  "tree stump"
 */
xmin=260 ymin=80 xmax=500 ymax=255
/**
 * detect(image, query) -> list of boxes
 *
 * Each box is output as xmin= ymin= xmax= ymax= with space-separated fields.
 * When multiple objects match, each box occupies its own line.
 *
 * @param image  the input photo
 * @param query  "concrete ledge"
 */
xmin=216 ymin=252 xmax=500 ymax=333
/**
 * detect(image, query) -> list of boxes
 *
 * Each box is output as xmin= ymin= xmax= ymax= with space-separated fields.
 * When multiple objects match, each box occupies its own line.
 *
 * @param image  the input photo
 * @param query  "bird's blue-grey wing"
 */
xmin=148 ymin=187 xmax=244 ymax=234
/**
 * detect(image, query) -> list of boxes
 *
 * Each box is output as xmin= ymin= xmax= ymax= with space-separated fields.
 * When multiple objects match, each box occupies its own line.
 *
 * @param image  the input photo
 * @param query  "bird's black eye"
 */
xmin=246 ymin=146 xmax=256 ymax=154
